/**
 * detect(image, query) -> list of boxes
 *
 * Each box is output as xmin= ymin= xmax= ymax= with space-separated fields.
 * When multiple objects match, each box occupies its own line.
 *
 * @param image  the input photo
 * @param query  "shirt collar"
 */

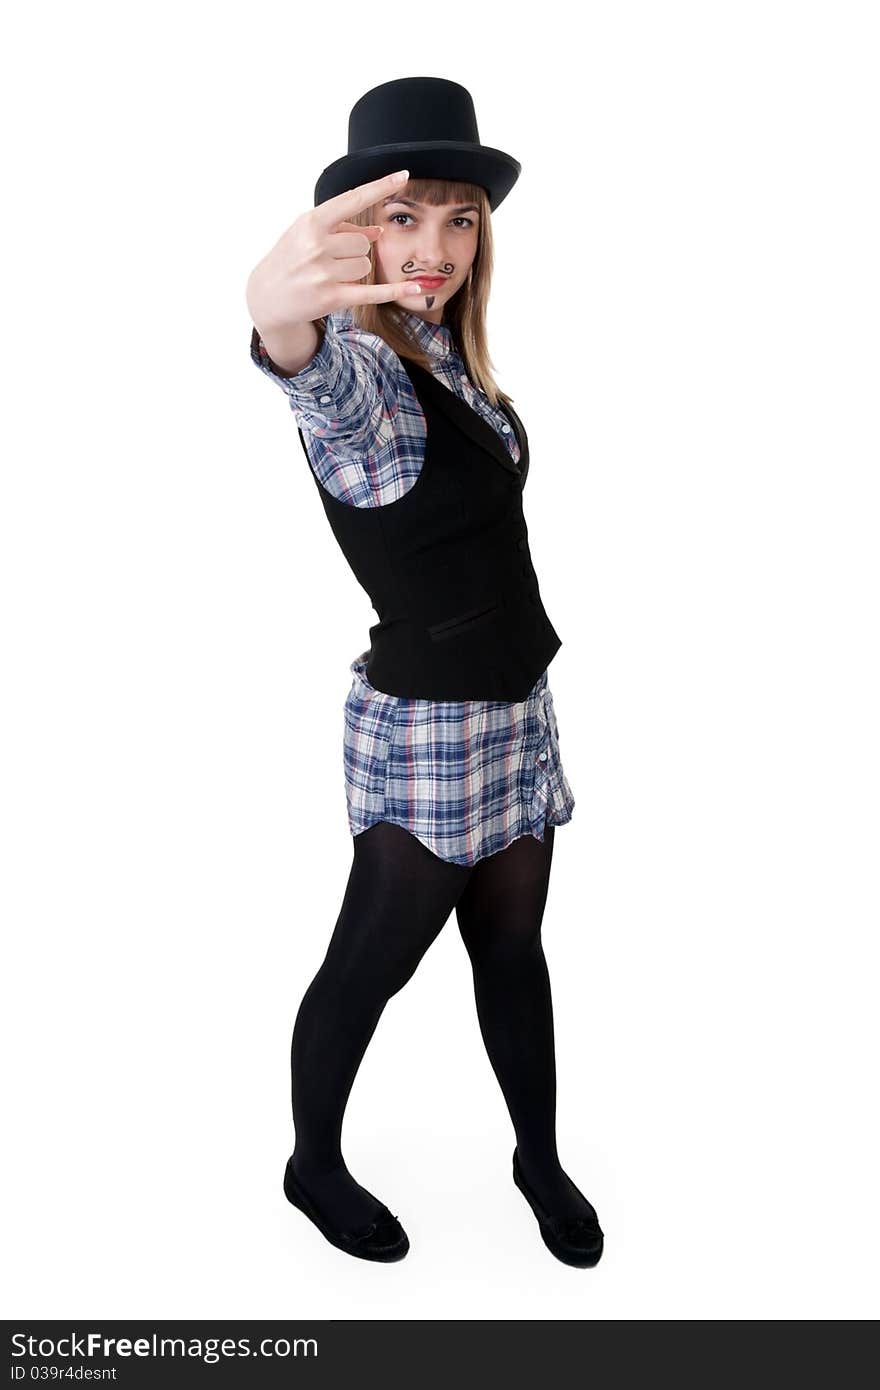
xmin=398 ymin=309 xmax=455 ymax=361
xmin=333 ymin=307 xmax=455 ymax=362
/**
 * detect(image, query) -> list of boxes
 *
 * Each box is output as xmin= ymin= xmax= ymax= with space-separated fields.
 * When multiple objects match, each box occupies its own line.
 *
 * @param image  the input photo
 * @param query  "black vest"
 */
xmin=297 ymin=355 xmax=562 ymax=701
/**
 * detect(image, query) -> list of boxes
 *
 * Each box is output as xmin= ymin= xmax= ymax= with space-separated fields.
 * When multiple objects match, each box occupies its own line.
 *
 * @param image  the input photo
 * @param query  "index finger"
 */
xmin=315 ymin=168 xmax=410 ymax=230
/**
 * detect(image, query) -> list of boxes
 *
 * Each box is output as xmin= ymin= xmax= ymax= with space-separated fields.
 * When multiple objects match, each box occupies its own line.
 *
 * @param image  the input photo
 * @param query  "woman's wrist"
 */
xmin=258 ymin=320 xmax=325 ymax=377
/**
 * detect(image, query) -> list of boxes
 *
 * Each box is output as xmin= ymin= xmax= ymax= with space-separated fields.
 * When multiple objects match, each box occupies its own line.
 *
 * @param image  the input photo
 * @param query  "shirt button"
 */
xmin=538 ymin=751 xmax=548 ymax=762
xmin=319 ymin=395 xmax=331 ymax=403
xmin=502 ymin=424 xmax=511 ymax=433
xmin=460 ymin=374 xmax=468 ymax=385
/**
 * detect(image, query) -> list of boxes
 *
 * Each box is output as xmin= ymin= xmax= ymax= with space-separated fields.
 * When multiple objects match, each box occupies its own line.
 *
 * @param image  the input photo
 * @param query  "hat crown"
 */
xmin=313 ymin=75 xmax=519 ymax=212
xmin=348 ymin=77 xmax=480 ymax=153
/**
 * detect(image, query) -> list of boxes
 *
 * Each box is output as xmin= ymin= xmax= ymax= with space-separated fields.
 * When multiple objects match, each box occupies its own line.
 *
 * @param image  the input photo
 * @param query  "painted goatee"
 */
xmin=401 ymin=262 xmax=453 ymax=315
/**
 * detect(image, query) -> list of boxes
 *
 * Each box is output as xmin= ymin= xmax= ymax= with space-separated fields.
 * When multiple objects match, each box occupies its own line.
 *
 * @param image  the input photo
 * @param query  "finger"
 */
xmin=332 ymin=254 xmax=378 ymax=282
xmin=327 ymin=228 xmax=383 ymax=260
xmin=342 ymin=278 xmax=428 ymax=306
xmin=315 ymin=169 xmax=410 ymax=230
xmin=334 ymin=221 xmax=383 ymax=236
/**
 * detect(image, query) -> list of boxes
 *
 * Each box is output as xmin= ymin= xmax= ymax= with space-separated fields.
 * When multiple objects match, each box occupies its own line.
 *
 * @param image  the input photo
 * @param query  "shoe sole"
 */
xmin=283 ymin=1159 xmax=410 ymax=1263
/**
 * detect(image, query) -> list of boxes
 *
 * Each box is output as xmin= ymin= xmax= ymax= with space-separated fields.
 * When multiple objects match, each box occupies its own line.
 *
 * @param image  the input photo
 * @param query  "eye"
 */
xmin=387 ymin=214 xmax=475 ymax=229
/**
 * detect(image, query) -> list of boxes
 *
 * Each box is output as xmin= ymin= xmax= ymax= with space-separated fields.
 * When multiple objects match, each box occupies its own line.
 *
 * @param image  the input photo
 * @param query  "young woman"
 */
xmin=246 ymin=77 xmax=603 ymax=1268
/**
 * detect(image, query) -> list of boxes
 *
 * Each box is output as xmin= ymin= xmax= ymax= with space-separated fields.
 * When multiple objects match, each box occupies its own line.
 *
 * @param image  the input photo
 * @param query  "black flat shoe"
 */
xmin=512 ymin=1148 xmax=604 ymax=1268
xmin=283 ymin=1156 xmax=410 ymax=1263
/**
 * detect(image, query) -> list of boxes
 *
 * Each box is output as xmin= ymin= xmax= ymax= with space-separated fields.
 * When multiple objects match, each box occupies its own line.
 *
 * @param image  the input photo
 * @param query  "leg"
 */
xmin=455 ymin=825 xmax=594 ymax=1220
xmin=290 ymin=820 xmax=472 ymax=1230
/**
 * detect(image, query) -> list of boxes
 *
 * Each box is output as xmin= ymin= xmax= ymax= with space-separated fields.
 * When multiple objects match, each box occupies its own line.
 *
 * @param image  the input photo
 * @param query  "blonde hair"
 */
xmin=318 ymin=175 xmax=513 ymax=408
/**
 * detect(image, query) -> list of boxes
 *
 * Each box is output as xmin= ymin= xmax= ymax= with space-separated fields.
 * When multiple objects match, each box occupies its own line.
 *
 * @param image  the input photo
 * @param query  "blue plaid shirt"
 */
xmin=250 ymin=309 xmax=574 ymax=865
xmin=250 ymin=307 xmax=521 ymax=503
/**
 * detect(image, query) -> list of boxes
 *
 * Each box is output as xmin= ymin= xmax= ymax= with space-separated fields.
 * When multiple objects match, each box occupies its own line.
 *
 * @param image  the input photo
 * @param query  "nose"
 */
xmin=415 ymin=233 xmax=451 ymax=270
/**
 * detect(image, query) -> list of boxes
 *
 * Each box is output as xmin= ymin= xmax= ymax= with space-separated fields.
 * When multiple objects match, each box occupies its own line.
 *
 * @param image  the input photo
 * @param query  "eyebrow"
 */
xmin=381 ymin=197 xmax=480 ymax=215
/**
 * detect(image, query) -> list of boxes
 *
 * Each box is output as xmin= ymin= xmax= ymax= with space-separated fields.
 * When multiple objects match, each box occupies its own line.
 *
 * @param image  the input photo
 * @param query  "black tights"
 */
xmin=290 ymin=820 xmax=588 ymax=1229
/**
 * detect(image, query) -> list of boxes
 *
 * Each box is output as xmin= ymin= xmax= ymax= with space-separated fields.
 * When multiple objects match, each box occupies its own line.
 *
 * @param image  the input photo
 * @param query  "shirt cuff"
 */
xmin=249 ymin=321 xmax=340 ymax=401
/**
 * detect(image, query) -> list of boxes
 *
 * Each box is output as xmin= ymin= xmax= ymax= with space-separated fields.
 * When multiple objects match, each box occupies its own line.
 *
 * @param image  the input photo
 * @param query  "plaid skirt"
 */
xmin=341 ymin=650 xmax=576 ymax=867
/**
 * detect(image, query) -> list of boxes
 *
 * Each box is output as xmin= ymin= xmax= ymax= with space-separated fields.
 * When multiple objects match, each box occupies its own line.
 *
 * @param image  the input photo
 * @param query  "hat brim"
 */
xmin=314 ymin=140 xmax=520 ymax=213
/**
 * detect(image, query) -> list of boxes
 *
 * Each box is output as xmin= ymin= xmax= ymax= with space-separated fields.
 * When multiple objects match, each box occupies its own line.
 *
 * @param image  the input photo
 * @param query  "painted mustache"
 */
xmin=401 ymin=262 xmax=454 ymax=278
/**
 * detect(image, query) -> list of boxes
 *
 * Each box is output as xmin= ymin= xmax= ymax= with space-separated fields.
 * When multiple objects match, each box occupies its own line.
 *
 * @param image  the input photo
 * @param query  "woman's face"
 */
xmin=372 ymin=189 xmax=481 ymax=324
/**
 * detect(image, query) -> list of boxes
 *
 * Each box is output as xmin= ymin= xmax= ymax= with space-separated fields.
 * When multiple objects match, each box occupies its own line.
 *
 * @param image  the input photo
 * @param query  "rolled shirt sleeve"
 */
xmin=249 ymin=316 xmax=385 ymax=449
xmin=249 ymin=309 xmax=426 ymax=507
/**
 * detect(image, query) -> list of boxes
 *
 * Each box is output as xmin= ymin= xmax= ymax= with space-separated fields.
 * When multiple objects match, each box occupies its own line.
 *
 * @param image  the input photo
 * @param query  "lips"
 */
xmin=412 ymin=276 xmax=448 ymax=288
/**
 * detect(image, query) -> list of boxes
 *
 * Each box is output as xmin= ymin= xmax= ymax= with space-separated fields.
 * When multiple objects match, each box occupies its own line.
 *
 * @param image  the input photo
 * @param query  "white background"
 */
xmin=2 ymin=0 xmax=878 ymax=1321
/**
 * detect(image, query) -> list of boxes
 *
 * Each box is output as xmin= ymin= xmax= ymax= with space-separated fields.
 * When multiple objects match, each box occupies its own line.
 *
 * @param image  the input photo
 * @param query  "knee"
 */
xmin=458 ymin=912 xmax=544 ymax=971
xmin=319 ymin=932 xmax=427 ymax=1006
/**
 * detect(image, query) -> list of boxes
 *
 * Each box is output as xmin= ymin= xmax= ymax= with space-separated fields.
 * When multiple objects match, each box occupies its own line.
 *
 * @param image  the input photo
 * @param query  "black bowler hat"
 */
xmin=313 ymin=76 xmax=521 ymax=213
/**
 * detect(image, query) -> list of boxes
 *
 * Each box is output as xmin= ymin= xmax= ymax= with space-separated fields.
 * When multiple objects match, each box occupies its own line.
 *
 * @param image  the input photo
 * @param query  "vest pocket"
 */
xmin=427 ymin=601 xmax=501 ymax=641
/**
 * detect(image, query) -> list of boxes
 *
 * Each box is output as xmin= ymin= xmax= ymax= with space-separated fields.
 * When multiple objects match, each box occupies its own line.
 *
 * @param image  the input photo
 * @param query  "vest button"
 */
xmin=516 ymin=537 xmax=527 ymax=551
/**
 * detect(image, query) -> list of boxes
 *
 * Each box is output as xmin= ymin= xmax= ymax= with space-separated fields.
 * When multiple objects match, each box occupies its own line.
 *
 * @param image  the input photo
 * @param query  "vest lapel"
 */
xmin=404 ymin=358 xmax=527 ymax=480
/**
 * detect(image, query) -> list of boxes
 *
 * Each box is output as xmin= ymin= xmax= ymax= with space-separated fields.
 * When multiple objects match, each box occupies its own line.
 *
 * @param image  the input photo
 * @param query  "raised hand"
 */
xmin=246 ymin=168 xmax=425 ymax=336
